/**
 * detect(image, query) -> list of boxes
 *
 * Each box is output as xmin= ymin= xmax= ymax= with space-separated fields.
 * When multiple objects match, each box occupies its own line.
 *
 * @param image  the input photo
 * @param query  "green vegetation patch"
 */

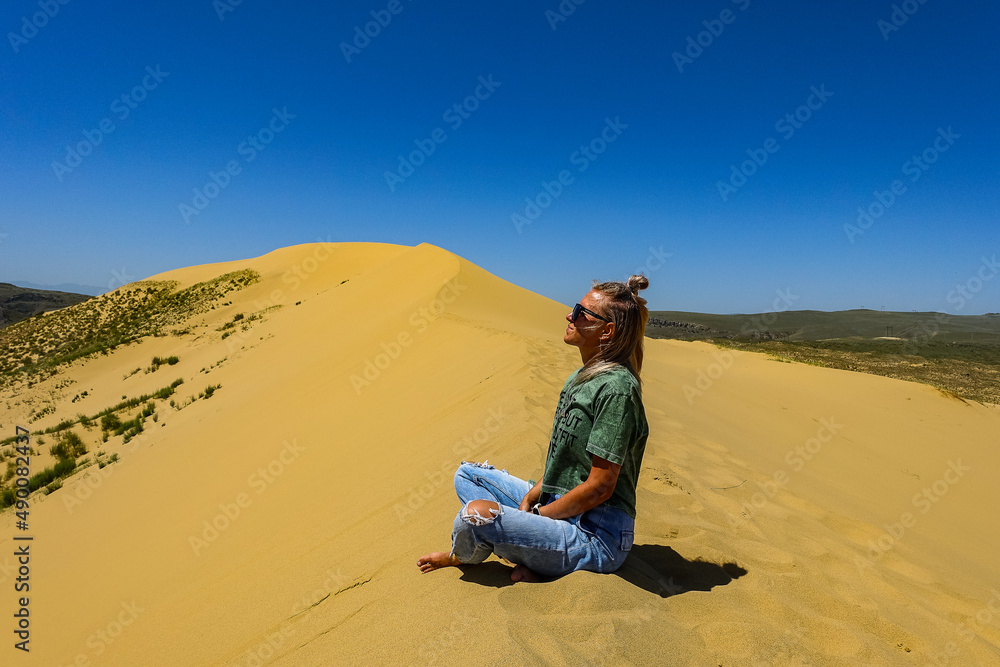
xmin=0 ymin=269 xmax=259 ymax=385
xmin=712 ymin=338 xmax=1000 ymax=405
xmin=49 ymin=430 xmax=86 ymax=460
xmin=1 ymin=458 xmax=77 ymax=509
xmin=147 ymin=356 xmax=180 ymax=373
xmin=200 ymin=384 xmax=221 ymax=400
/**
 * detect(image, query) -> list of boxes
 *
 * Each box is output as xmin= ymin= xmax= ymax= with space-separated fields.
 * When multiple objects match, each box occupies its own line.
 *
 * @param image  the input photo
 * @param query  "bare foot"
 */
xmin=417 ymin=551 xmax=463 ymax=573
xmin=510 ymin=564 xmax=542 ymax=583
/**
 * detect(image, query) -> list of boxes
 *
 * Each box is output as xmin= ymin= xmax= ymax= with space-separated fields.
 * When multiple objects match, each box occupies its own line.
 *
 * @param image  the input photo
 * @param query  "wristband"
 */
xmin=530 ymin=503 xmax=541 ymax=515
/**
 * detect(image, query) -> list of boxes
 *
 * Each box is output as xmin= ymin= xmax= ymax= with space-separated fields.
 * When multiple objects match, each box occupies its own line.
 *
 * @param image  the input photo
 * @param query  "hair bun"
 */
xmin=627 ymin=274 xmax=649 ymax=295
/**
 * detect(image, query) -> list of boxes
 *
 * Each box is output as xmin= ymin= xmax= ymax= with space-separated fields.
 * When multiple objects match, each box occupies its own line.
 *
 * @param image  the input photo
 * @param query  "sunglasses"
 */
xmin=571 ymin=303 xmax=611 ymax=323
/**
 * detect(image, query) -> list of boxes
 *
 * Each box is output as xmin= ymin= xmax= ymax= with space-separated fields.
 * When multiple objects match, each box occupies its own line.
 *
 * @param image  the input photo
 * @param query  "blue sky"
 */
xmin=1 ymin=0 xmax=997 ymax=315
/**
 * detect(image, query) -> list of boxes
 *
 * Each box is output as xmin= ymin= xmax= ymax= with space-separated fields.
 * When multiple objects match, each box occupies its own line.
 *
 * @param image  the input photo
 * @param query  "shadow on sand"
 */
xmin=615 ymin=544 xmax=747 ymax=597
xmin=456 ymin=544 xmax=746 ymax=595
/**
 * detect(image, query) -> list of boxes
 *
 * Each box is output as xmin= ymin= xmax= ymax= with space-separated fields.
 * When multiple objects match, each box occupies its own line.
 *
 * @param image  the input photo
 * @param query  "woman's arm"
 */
xmin=536 ymin=455 xmax=621 ymax=520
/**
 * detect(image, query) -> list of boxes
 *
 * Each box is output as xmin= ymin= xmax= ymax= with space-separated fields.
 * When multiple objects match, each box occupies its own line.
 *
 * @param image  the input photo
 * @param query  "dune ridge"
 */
xmin=1 ymin=242 xmax=998 ymax=666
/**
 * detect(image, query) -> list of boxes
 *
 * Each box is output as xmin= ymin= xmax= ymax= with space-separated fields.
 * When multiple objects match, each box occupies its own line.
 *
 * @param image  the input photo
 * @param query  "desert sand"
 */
xmin=1 ymin=241 xmax=999 ymax=666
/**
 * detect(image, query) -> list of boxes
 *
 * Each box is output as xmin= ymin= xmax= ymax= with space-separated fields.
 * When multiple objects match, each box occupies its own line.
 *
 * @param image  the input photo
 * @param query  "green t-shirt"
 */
xmin=541 ymin=364 xmax=649 ymax=519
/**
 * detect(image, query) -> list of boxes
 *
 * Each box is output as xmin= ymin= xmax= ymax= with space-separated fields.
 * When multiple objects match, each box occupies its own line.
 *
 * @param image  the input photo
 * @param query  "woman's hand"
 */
xmin=519 ymin=479 xmax=543 ymax=513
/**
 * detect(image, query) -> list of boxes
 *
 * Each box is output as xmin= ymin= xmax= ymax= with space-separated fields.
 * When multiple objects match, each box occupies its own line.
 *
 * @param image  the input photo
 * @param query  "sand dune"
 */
xmin=1 ymin=242 xmax=998 ymax=666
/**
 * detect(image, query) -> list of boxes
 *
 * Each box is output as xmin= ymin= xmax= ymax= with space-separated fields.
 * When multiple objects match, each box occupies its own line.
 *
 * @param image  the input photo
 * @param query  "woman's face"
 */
xmin=564 ymin=290 xmax=612 ymax=351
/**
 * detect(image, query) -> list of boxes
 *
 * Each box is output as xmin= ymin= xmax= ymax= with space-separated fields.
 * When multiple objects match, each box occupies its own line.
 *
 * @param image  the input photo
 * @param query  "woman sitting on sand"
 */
xmin=418 ymin=275 xmax=650 ymax=582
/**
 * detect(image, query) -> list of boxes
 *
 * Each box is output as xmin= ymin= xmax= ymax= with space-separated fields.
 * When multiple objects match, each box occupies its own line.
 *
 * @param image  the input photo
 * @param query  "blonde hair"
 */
xmin=571 ymin=274 xmax=650 ymax=394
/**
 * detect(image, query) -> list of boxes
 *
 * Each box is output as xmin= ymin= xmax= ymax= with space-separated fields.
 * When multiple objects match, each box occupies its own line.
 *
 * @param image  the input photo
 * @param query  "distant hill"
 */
xmin=0 ymin=283 xmax=93 ymax=329
xmin=8 ymin=280 xmax=105 ymax=296
xmin=647 ymin=309 xmax=1000 ymax=343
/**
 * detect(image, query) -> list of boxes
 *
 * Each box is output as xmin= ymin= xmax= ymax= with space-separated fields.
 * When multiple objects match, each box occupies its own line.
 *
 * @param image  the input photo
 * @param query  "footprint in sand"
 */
xmin=647 ymin=468 xmax=691 ymax=494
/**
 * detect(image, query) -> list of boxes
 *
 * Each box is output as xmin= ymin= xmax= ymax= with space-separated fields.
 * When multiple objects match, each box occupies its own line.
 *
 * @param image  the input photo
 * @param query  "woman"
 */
xmin=417 ymin=274 xmax=650 ymax=582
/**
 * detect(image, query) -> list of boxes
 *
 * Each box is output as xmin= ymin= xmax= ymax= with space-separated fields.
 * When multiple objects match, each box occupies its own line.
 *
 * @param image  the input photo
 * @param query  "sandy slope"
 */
xmin=1 ymin=242 xmax=998 ymax=666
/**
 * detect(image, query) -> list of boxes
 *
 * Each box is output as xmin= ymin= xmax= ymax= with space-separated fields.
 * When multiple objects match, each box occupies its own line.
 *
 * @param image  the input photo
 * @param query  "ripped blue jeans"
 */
xmin=449 ymin=461 xmax=635 ymax=577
